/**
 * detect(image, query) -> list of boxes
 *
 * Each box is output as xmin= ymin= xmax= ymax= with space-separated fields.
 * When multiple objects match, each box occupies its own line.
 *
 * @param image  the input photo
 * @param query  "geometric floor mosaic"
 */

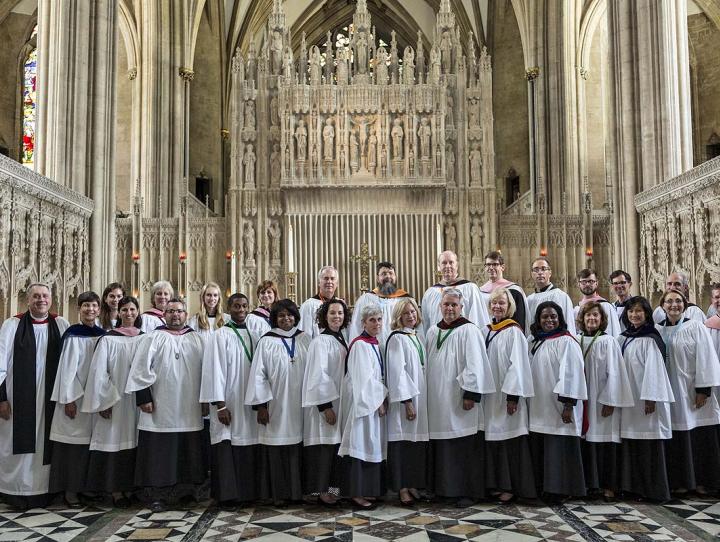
xmin=2 ymin=497 xmax=719 ymax=541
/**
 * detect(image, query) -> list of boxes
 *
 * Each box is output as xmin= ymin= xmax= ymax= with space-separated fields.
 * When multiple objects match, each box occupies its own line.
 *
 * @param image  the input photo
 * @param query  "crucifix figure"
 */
xmin=350 ymin=242 xmax=377 ymax=292
xmin=350 ymin=115 xmax=374 ymax=171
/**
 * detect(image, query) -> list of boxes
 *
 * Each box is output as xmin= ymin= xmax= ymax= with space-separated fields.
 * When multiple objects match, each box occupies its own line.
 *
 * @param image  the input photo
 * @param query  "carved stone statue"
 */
xmin=339 ymin=143 xmax=346 ymax=173
xmin=336 ymin=50 xmax=348 ymax=84
xmin=271 ymin=30 xmax=283 ymax=74
xmin=418 ymin=117 xmax=432 ymax=158
xmin=243 ymin=221 xmax=255 ymax=262
xmin=471 ymin=217 xmax=484 ymax=260
xmin=270 ymin=143 xmax=280 ymax=184
xmin=380 ymin=143 xmax=388 ymax=176
xmin=295 ymin=119 xmax=307 ymax=160
xmin=446 ymin=145 xmax=455 ymax=184
xmin=391 ymin=118 xmax=404 ymax=160
xmin=311 ymin=144 xmax=319 ymax=172
xmin=430 ymin=46 xmax=441 ymax=84
xmin=375 ymin=47 xmax=389 ymax=85
xmin=283 ymin=46 xmax=293 ymax=79
xmin=270 ymin=96 xmax=279 ymax=126
xmin=367 ymin=129 xmax=377 ymax=170
xmin=446 ymin=93 xmax=454 ymax=126
xmin=350 ymin=129 xmax=359 ymax=173
xmin=267 ymin=220 xmax=281 ymax=261
xmin=440 ymin=30 xmax=453 ymax=73
xmin=309 ymin=45 xmax=322 ymax=85
xmin=356 ymin=33 xmax=368 ymax=75
xmin=435 ymin=144 xmax=442 ymax=175
xmin=408 ymin=143 xmax=415 ymax=175
xmin=403 ymin=47 xmax=415 ymax=85
xmin=284 ymin=144 xmax=290 ymax=173
xmin=245 ymin=100 xmax=256 ymax=130
xmin=445 ymin=219 xmax=457 ymax=253
xmin=323 ymin=118 xmax=335 ymax=160
xmin=243 ymin=144 xmax=256 ymax=188
xmin=468 ymin=99 xmax=480 ymax=128
xmin=469 ymin=146 xmax=482 ymax=187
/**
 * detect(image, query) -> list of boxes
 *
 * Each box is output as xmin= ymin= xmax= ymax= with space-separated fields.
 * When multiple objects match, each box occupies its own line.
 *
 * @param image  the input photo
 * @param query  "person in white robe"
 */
xmin=421 ymin=251 xmax=489 ymax=335
xmin=126 ymin=298 xmax=206 ymax=512
xmin=706 ymin=284 xmax=720 ymax=322
xmin=140 ymin=280 xmax=173 ymax=333
xmin=301 ymin=298 xmax=350 ymax=505
xmin=609 ymin=270 xmax=633 ymax=326
xmin=573 ymin=268 xmax=622 ymax=337
xmin=479 ymin=251 xmax=530 ymax=334
xmin=98 ymin=282 xmax=125 ymax=330
xmin=188 ymin=282 xmax=230 ymax=338
xmin=0 ymin=283 xmax=70 ymax=509
xmin=298 ymin=266 xmax=340 ymax=339
xmin=527 ymin=257 xmax=576 ymax=335
xmin=618 ymin=296 xmax=674 ymax=502
xmin=338 ymin=304 xmax=388 ymax=509
xmin=576 ymin=301 xmax=634 ymax=500
xmin=482 ymin=288 xmax=536 ymax=502
xmin=385 ymin=298 xmax=428 ymax=505
xmin=656 ymin=289 xmax=720 ymax=494
xmin=706 ymin=286 xmax=720 ymax=356
xmin=426 ymin=288 xmax=495 ymax=506
xmin=245 ymin=298 xmax=310 ymax=505
xmin=349 ymin=261 xmax=415 ymax=345
xmin=245 ymin=280 xmax=276 ymax=336
xmin=651 ymin=272 xmax=706 ymax=324
xmin=199 ymin=293 xmax=262 ymax=507
xmin=49 ymin=291 xmax=106 ymax=507
xmin=528 ymin=300 xmax=588 ymax=499
xmin=82 ymin=296 xmax=144 ymax=507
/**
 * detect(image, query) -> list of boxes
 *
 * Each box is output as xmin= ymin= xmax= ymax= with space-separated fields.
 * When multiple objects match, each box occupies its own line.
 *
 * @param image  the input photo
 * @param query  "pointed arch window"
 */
xmin=22 ymin=24 xmax=38 ymax=168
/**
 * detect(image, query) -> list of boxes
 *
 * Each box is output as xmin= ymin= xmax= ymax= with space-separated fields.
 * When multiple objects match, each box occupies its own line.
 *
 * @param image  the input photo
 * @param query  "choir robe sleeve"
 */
xmin=595 ymin=337 xmax=635 ymax=408
xmin=244 ymin=338 xmax=274 ymax=406
xmin=639 ymin=340 xmax=675 ymax=403
xmin=689 ymin=323 xmax=720 ymax=388
xmin=603 ymin=303 xmax=622 ymax=337
xmin=552 ymin=337 xmax=588 ymax=400
xmin=385 ymin=334 xmax=420 ymax=403
xmin=51 ymin=336 xmax=95 ymax=404
xmin=302 ymin=337 xmax=341 ymax=407
xmin=125 ymin=334 xmax=158 ymax=394
xmin=458 ymin=325 xmax=496 ymax=395
xmin=348 ymin=295 xmax=369 ymax=341
xmin=82 ymin=337 xmax=121 ymax=412
xmin=199 ymin=329 xmax=229 ymax=404
xmin=464 ymin=285 xmax=491 ymax=328
xmin=348 ymin=343 xmax=386 ymax=418
xmin=499 ymin=327 xmax=534 ymax=398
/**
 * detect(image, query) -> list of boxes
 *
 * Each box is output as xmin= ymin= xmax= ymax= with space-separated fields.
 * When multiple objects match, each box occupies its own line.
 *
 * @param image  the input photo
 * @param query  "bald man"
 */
xmin=653 ymin=272 xmax=706 ymax=324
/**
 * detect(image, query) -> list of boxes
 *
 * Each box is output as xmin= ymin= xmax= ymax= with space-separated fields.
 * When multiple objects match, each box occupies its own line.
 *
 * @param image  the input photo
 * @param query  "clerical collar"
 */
xmin=157 ymin=325 xmax=194 ymax=335
xmin=535 ymin=283 xmax=555 ymax=293
xmin=437 ymin=317 xmax=471 ymax=330
xmin=371 ymin=287 xmax=410 ymax=299
xmin=19 ymin=312 xmax=56 ymax=324
xmin=266 ymin=326 xmax=303 ymax=339
xmin=64 ymin=323 xmax=106 ymax=338
xmin=433 ymin=279 xmax=471 ymax=288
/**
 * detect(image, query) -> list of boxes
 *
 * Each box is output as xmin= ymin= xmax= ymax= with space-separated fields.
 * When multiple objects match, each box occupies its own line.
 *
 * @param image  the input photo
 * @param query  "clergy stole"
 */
xmin=0 ymin=312 xmax=62 ymax=463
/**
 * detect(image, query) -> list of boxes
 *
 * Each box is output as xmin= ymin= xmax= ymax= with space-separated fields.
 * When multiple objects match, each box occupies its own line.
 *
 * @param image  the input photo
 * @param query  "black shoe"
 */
xmin=113 ymin=495 xmax=132 ymax=509
xmin=455 ymin=497 xmax=474 ymax=508
xmin=150 ymin=500 xmax=167 ymax=513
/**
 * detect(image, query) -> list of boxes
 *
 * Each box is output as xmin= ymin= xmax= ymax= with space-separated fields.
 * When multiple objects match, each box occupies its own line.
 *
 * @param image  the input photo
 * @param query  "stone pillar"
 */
xmin=606 ymin=0 xmax=693 ymax=280
xmin=35 ymin=0 xmax=117 ymax=292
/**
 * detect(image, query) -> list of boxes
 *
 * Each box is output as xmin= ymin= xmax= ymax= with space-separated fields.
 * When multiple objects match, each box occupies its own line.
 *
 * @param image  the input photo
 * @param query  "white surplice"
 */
xmin=125 ymin=329 xmax=205 ymax=432
xmin=200 ymin=324 xmax=260 ymax=446
xmin=348 ymin=291 xmax=415 ymax=345
xmin=50 ymin=331 xmax=104 ymax=445
xmin=244 ymin=327 xmax=310 ymax=445
xmin=385 ymin=329 xmax=429 ymax=442
xmin=245 ymin=313 xmax=271 ymax=337
xmin=656 ymin=319 xmax=720 ymax=431
xmin=338 ymin=338 xmax=387 ymax=462
xmin=481 ymin=324 xmax=534 ymax=441
xmin=527 ymin=334 xmax=588 ymax=437
xmin=653 ymin=305 xmax=706 ymax=325
xmin=188 ymin=314 xmax=231 ymax=340
xmin=140 ymin=312 xmax=164 ymax=334
xmin=302 ymin=332 xmax=347 ymax=446
xmin=0 ymin=315 xmax=70 ymax=496
xmin=527 ymin=285 xmax=577 ymax=335
xmin=617 ymin=335 xmax=675 ymax=439
xmin=479 ymin=283 xmax=531 ymax=335
xmin=83 ymin=334 xmax=144 ymax=452
xmin=298 ymin=297 xmax=324 ymax=339
xmin=425 ymin=321 xmax=496 ymax=440
xmin=574 ymin=300 xmax=622 ymax=337
xmin=420 ymin=281 xmax=490 ymax=335
xmin=577 ymin=333 xmax=634 ymax=443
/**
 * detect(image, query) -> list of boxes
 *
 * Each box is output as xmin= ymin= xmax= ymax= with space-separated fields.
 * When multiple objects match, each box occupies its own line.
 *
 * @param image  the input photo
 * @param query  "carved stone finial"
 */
xmin=179 ymin=67 xmax=195 ymax=81
xmin=525 ymin=66 xmax=540 ymax=80
xmin=127 ymin=67 xmax=137 ymax=80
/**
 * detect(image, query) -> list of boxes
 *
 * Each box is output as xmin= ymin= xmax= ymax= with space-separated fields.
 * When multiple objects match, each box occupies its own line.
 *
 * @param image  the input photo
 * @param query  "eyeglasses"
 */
xmin=611 ymin=281 xmax=628 ymax=286
xmin=531 ymin=267 xmax=550 ymax=273
xmin=666 ymin=282 xmax=683 ymax=288
xmin=578 ymin=279 xmax=597 ymax=285
xmin=165 ymin=309 xmax=186 ymax=314
xmin=484 ymin=262 xmax=502 ymax=268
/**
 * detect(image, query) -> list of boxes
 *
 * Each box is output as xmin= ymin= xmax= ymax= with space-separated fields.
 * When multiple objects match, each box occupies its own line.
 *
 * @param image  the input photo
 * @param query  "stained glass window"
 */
xmin=22 ymin=25 xmax=38 ymax=168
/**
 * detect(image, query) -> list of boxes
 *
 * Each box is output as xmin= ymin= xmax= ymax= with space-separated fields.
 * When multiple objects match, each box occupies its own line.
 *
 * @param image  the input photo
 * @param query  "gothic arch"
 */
xmin=578 ymin=0 xmax=606 ymax=72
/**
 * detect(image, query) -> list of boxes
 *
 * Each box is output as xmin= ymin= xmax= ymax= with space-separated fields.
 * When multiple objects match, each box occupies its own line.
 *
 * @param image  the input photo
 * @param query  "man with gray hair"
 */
xmin=126 ymin=297 xmax=205 ymax=512
xmin=421 ymin=250 xmax=489 ymax=334
xmin=425 ymin=287 xmax=495 ymax=507
xmin=653 ymin=271 xmax=706 ymax=324
xmin=0 ymin=283 xmax=70 ymax=509
xmin=299 ymin=265 xmax=340 ymax=338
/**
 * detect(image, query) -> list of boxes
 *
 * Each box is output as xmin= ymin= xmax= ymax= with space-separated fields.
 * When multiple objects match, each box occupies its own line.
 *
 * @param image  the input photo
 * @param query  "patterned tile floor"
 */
xmin=1 ymin=496 xmax=718 ymax=541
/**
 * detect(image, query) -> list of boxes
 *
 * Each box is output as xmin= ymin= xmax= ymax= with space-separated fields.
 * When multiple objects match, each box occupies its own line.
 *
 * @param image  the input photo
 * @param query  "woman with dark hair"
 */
xmin=301 ymin=299 xmax=351 ymax=505
xmin=246 ymin=280 xmax=277 ymax=336
xmin=83 ymin=296 xmax=144 ymax=507
xmin=98 ymin=282 xmax=125 ymax=330
xmin=576 ymin=301 xmax=634 ymax=501
xmin=618 ymin=296 xmax=674 ymax=501
xmin=527 ymin=301 xmax=587 ymax=500
xmin=656 ymin=289 xmax=720 ymax=495
xmin=245 ymin=298 xmax=309 ymax=505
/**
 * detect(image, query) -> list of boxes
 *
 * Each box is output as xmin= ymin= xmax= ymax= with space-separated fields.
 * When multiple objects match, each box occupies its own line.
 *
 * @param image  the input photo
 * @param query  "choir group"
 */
xmin=2 ymin=249 xmax=720 ymax=513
